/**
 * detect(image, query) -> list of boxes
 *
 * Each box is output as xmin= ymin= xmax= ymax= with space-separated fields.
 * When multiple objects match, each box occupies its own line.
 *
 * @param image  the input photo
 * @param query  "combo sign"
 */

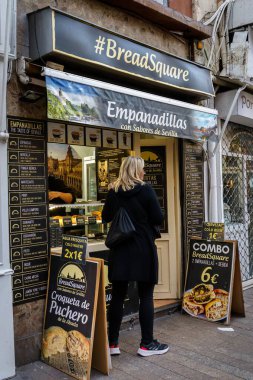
xmin=183 ymin=238 xmax=245 ymax=324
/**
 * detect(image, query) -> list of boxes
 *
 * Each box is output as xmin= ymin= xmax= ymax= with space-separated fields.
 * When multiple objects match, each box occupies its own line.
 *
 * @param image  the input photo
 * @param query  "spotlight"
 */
xmin=19 ymin=90 xmax=45 ymax=103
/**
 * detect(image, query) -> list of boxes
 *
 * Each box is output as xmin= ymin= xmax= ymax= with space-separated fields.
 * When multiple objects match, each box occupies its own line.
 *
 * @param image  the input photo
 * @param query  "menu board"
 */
xmin=42 ymin=253 xmax=109 ymax=379
xmin=202 ymin=222 xmax=225 ymax=241
xmin=183 ymin=141 xmax=205 ymax=255
xmin=141 ymin=146 xmax=167 ymax=232
xmin=96 ymin=148 xmax=129 ymax=200
xmin=8 ymin=118 xmax=48 ymax=305
xmin=183 ymin=238 xmax=235 ymax=324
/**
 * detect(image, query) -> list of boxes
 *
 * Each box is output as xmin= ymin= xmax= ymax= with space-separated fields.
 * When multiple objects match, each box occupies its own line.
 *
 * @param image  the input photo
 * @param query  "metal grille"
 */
xmin=222 ymin=122 xmax=253 ymax=282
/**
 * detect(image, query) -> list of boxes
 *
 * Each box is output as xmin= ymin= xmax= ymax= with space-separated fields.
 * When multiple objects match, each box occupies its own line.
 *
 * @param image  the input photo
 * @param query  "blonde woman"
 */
xmin=102 ymin=156 xmax=169 ymax=357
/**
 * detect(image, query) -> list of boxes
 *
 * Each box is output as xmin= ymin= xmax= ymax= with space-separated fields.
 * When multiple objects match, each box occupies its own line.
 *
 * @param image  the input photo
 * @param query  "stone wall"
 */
xmin=9 ymin=0 xmax=190 ymax=366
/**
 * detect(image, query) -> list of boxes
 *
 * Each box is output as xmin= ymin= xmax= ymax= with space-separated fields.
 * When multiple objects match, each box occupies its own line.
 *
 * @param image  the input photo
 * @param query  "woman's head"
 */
xmin=111 ymin=156 xmax=145 ymax=191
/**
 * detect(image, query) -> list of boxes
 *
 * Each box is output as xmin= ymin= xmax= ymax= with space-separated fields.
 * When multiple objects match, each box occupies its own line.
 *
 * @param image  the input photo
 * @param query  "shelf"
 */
xmin=49 ymin=202 xmax=104 ymax=210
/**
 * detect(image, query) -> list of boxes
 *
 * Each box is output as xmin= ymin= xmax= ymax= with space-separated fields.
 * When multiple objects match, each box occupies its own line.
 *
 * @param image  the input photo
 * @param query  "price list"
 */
xmin=183 ymin=141 xmax=205 ymax=252
xmin=8 ymin=118 xmax=48 ymax=305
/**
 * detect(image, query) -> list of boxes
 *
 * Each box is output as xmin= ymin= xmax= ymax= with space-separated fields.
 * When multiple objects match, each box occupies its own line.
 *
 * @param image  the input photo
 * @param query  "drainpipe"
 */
xmin=0 ymin=0 xmax=15 ymax=378
xmin=208 ymin=84 xmax=247 ymax=223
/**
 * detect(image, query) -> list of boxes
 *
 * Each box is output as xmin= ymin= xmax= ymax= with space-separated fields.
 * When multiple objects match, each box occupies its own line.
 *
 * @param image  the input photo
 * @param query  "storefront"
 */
xmin=216 ymin=90 xmax=253 ymax=288
xmin=8 ymin=4 xmax=216 ymax=366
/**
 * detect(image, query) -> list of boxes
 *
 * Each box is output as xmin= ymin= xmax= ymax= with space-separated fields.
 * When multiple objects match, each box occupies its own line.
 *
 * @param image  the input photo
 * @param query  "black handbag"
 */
xmin=153 ymin=225 xmax=161 ymax=239
xmin=105 ymin=207 xmax=136 ymax=249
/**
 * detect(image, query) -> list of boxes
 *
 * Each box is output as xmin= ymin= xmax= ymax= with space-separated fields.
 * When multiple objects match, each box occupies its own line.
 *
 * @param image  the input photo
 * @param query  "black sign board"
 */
xmin=183 ymin=141 xmax=205 ymax=264
xmin=96 ymin=148 xmax=128 ymax=200
xmin=9 ymin=178 xmax=47 ymax=191
xmin=141 ymin=146 xmax=168 ymax=233
xmin=62 ymin=235 xmax=87 ymax=265
xmin=8 ymin=119 xmax=45 ymax=136
xmin=28 ymin=7 xmax=214 ymax=97
xmin=8 ymin=117 xmax=48 ymax=305
xmin=11 ymin=244 xmax=48 ymax=261
xmin=183 ymin=238 xmax=243 ymax=324
xmin=13 ymin=283 xmax=47 ymax=304
xmin=42 ymin=253 xmax=109 ymax=379
xmin=202 ymin=222 xmax=225 ymax=241
xmin=9 ymin=136 xmax=45 ymax=151
xmin=13 ymin=270 xmax=48 ymax=289
xmin=62 ymin=216 xmax=72 ymax=227
xmin=9 ymin=191 xmax=46 ymax=205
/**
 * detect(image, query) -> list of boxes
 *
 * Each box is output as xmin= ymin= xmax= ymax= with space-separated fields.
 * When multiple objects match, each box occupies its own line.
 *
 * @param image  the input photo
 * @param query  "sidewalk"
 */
xmin=11 ymin=288 xmax=253 ymax=380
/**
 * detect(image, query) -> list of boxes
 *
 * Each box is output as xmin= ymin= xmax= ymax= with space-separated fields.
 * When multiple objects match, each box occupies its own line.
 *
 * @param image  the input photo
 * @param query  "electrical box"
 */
xmin=229 ymin=0 xmax=253 ymax=30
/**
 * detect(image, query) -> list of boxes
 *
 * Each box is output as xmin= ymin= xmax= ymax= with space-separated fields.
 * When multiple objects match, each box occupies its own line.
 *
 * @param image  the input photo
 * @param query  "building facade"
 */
xmin=1 ymin=0 xmax=218 ymax=372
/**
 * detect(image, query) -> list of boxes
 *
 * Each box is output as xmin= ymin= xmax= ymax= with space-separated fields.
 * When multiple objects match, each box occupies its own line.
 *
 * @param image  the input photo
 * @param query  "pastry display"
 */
xmin=52 ymin=216 xmax=63 ymax=227
xmin=91 ymin=211 xmax=102 ymax=220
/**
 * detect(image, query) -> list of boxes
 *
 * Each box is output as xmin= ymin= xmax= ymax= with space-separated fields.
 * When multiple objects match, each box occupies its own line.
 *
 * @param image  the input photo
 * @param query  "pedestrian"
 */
xmin=102 ymin=156 xmax=169 ymax=357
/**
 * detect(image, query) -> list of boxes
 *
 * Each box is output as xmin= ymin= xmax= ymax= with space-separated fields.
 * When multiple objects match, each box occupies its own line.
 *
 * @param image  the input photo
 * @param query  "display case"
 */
xmin=49 ymin=201 xmax=109 ymax=248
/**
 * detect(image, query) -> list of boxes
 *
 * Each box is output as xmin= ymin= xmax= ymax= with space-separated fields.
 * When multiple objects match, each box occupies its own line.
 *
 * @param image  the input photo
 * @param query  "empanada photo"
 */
xmin=67 ymin=330 xmax=90 ymax=362
xmin=42 ymin=326 xmax=68 ymax=359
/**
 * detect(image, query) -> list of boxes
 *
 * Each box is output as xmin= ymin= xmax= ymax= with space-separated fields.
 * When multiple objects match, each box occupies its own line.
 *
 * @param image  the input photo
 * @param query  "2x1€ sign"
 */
xmin=61 ymin=235 xmax=87 ymax=265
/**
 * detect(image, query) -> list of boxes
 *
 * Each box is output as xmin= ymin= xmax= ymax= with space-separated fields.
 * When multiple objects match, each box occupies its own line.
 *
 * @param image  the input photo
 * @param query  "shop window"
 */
xmin=230 ymin=131 xmax=253 ymax=155
xmin=223 ymin=156 xmax=244 ymax=223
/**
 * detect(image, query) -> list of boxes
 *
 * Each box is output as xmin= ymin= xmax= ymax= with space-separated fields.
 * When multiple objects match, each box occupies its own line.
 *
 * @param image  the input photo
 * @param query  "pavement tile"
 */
xmin=11 ymin=288 xmax=253 ymax=380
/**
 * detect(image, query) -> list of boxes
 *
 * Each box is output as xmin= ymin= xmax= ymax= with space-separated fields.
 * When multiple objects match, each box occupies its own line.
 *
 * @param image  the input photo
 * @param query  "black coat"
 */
xmin=102 ymin=183 xmax=164 ymax=284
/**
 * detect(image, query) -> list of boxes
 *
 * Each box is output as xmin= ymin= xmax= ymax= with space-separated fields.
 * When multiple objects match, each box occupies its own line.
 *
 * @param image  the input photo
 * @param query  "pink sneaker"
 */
xmin=109 ymin=344 xmax=121 ymax=355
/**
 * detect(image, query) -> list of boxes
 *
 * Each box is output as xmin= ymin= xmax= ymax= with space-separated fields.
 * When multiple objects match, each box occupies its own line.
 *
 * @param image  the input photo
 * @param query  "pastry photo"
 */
xmin=86 ymin=127 xmax=101 ymax=147
xmin=66 ymin=330 xmax=90 ymax=362
xmin=102 ymin=129 xmax=117 ymax=148
xmin=42 ymin=326 xmax=68 ymax=359
xmin=183 ymin=285 xmax=229 ymax=322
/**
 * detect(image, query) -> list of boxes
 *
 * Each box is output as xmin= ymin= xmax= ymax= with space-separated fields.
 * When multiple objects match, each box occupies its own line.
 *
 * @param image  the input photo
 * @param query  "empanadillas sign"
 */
xmin=45 ymin=71 xmax=217 ymax=142
xmin=28 ymin=7 xmax=214 ymax=97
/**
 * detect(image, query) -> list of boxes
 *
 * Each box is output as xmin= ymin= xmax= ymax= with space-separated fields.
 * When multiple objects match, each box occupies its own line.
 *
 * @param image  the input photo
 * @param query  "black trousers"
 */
xmin=108 ymin=281 xmax=155 ymax=345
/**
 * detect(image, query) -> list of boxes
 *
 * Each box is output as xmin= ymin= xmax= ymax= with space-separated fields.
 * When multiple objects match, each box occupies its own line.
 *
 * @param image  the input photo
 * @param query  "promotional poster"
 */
xmin=42 ymin=253 xmax=99 ymax=379
xmin=183 ymin=239 xmax=235 ymax=324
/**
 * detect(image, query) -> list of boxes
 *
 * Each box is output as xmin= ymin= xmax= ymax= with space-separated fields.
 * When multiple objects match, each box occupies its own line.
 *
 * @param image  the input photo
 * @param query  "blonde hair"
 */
xmin=111 ymin=156 xmax=145 ymax=192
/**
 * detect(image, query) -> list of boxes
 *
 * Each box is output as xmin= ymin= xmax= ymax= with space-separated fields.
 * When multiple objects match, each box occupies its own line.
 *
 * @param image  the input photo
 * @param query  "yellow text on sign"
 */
xmin=63 ymin=248 xmax=83 ymax=262
xmin=201 ymin=266 xmax=219 ymax=284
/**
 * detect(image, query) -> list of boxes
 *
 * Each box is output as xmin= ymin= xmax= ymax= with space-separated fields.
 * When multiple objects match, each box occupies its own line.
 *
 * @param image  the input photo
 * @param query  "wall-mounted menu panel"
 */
xmin=183 ymin=141 xmax=205 ymax=260
xmin=141 ymin=146 xmax=168 ymax=233
xmin=8 ymin=118 xmax=48 ymax=305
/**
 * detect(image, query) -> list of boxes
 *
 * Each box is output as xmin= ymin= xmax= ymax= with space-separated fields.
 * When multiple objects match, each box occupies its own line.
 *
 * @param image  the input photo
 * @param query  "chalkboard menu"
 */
xmin=183 ymin=141 xmax=205 ymax=255
xmin=96 ymin=148 xmax=129 ymax=200
xmin=141 ymin=146 xmax=167 ymax=232
xmin=8 ymin=118 xmax=48 ymax=305
xmin=183 ymin=238 xmax=235 ymax=324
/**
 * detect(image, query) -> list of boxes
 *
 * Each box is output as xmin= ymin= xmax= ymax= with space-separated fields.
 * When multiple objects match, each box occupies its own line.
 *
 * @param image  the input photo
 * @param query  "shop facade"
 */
xmin=6 ymin=0 xmax=215 ymax=367
xmin=216 ymin=90 xmax=253 ymax=289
